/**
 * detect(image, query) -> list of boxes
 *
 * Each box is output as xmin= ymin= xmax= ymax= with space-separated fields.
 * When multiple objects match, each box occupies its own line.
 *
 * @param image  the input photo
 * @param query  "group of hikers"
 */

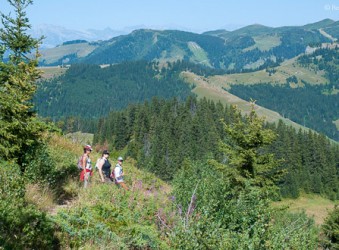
xmin=79 ymin=144 xmax=128 ymax=190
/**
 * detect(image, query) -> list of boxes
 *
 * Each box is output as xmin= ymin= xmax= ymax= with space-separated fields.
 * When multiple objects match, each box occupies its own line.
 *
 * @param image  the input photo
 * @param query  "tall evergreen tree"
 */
xmin=211 ymin=103 xmax=282 ymax=193
xmin=0 ymin=0 xmax=48 ymax=166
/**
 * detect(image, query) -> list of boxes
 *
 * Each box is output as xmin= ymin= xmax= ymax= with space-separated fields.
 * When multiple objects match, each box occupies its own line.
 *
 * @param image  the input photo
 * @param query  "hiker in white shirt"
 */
xmin=114 ymin=156 xmax=128 ymax=190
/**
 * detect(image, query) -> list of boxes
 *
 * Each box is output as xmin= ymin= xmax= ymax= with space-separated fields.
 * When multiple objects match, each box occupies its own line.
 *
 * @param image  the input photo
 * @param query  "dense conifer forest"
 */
xmin=34 ymin=62 xmax=194 ymax=119
xmin=229 ymin=84 xmax=339 ymax=141
xmin=93 ymin=96 xmax=339 ymax=199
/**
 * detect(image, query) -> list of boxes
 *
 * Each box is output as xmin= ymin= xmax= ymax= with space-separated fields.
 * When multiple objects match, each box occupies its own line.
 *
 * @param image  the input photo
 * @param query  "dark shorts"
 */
xmin=103 ymin=176 xmax=114 ymax=183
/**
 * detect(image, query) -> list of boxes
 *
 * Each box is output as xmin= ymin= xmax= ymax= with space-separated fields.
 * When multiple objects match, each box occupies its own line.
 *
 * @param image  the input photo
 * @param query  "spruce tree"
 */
xmin=0 ymin=0 xmax=48 ymax=165
xmin=211 ymin=103 xmax=283 ymax=193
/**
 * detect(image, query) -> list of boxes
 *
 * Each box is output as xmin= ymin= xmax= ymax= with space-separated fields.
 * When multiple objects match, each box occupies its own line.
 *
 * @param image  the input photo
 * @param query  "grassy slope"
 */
xmin=335 ymin=119 xmax=339 ymax=130
xmin=181 ymin=71 xmax=310 ymax=130
xmin=23 ymin=133 xmax=169 ymax=248
xmin=243 ymin=34 xmax=282 ymax=52
xmin=26 ymin=132 xmax=171 ymax=216
xmin=208 ymin=57 xmax=328 ymax=87
xmin=187 ymin=41 xmax=212 ymax=67
xmin=180 ymin=54 xmax=333 ymax=133
xmin=40 ymin=133 xmax=171 ymax=210
xmin=39 ymin=66 xmax=67 ymax=80
xmin=40 ymin=43 xmax=98 ymax=65
xmin=273 ymin=194 xmax=337 ymax=225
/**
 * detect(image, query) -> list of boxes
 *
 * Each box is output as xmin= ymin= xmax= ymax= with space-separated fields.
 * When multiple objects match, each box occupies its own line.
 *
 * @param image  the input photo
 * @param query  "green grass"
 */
xmin=278 ymin=58 xmax=328 ymax=85
xmin=244 ymin=34 xmax=281 ymax=52
xmin=187 ymin=41 xmax=212 ymax=67
xmin=46 ymin=133 xmax=172 ymax=248
xmin=40 ymin=43 xmax=98 ymax=65
xmin=158 ymin=45 xmax=186 ymax=63
xmin=64 ymin=131 xmax=94 ymax=147
xmin=334 ymin=119 xmax=339 ymax=130
xmin=39 ymin=66 xmax=67 ymax=80
xmin=208 ymin=57 xmax=328 ymax=87
xmin=179 ymin=55 xmax=332 ymax=134
xmin=273 ymin=194 xmax=337 ymax=225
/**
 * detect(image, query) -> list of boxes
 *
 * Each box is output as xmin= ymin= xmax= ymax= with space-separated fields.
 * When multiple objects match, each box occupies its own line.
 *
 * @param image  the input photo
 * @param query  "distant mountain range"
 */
xmin=37 ymin=19 xmax=339 ymax=71
xmin=29 ymin=24 xmax=133 ymax=48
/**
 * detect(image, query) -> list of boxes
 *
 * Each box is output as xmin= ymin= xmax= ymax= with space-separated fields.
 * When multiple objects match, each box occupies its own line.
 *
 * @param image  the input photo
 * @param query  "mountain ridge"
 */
xmin=37 ymin=19 xmax=337 ymax=70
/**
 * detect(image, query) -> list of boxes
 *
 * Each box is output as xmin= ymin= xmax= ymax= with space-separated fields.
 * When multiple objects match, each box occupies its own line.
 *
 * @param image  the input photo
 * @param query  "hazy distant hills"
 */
xmin=37 ymin=19 xmax=338 ymax=71
xmin=29 ymin=24 xmax=131 ymax=48
xmin=204 ymin=19 xmax=339 ymax=39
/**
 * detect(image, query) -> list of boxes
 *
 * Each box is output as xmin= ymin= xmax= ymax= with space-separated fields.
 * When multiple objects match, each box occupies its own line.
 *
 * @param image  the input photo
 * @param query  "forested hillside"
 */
xmin=298 ymin=46 xmax=339 ymax=86
xmin=93 ymin=96 xmax=339 ymax=199
xmin=35 ymin=59 xmax=338 ymax=142
xmin=34 ymin=61 xmax=194 ymax=119
xmin=226 ymin=46 xmax=339 ymax=141
xmin=229 ymin=84 xmax=339 ymax=141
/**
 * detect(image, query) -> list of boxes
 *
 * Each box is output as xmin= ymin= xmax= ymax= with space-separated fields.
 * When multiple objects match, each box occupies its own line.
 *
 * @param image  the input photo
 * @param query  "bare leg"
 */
xmin=119 ymin=182 xmax=129 ymax=191
xmin=84 ymin=172 xmax=90 ymax=188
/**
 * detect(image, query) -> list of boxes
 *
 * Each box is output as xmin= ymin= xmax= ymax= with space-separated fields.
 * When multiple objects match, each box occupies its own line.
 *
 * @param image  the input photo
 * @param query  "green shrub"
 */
xmin=22 ymin=143 xmax=56 ymax=185
xmin=169 ymin=159 xmax=319 ymax=249
xmin=0 ymin=161 xmax=58 ymax=249
xmin=322 ymin=206 xmax=339 ymax=249
xmin=22 ymin=140 xmax=79 ymax=201
xmin=266 ymin=211 xmax=318 ymax=249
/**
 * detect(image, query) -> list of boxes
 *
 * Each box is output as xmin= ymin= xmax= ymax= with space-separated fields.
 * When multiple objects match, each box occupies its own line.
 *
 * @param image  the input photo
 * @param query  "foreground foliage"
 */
xmin=322 ymin=206 xmax=339 ymax=249
xmin=0 ymin=0 xmax=50 ymax=165
xmin=53 ymin=181 xmax=171 ymax=249
xmin=0 ymin=160 xmax=58 ymax=249
xmin=0 ymin=128 xmax=326 ymax=249
xmin=167 ymin=108 xmax=320 ymax=249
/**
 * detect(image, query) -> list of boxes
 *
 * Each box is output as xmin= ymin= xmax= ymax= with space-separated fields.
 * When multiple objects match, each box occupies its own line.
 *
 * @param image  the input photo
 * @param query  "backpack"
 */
xmin=95 ymin=157 xmax=103 ymax=170
xmin=77 ymin=155 xmax=84 ymax=170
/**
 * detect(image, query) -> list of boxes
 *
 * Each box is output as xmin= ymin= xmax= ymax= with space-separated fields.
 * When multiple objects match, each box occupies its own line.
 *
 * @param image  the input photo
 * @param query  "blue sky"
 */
xmin=1 ymin=0 xmax=339 ymax=32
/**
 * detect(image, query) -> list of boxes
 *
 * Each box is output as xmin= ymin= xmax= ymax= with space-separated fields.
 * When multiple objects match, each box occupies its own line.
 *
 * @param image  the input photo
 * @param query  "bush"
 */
xmin=169 ymin=159 xmax=319 ymax=249
xmin=0 ymin=161 xmax=58 ymax=249
xmin=321 ymin=205 xmax=339 ymax=249
xmin=52 ymin=183 xmax=170 ymax=249
xmin=22 ymin=138 xmax=79 ymax=200
xmin=266 ymin=211 xmax=318 ymax=249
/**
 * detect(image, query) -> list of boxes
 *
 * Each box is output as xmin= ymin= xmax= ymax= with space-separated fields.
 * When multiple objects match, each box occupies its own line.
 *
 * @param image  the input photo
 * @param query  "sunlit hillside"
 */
xmin=181 ymin=71 xmax=313 ymax=130
xmin=39 ymin=42 xmax=98 ymax=65
xmin=207 ymin=56 xmax=328 ymax=88
xmin=275 ymin=194 xmax=337 ymax=225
